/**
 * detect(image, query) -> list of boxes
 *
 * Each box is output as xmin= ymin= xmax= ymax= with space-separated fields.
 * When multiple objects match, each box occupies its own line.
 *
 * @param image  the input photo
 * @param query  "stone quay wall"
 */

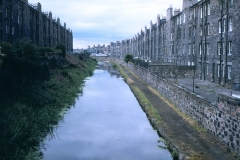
xmin=126 ymin=62 xmax=240 ymax=155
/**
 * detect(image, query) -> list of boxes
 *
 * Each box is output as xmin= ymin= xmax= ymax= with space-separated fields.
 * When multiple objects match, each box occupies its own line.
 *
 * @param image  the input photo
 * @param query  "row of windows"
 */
xmin=164 ymin=40 xmax=232 ymax=56
xmin=218 ymin=18 xmax=233 ymax=33
xmin=198 ymin=63 xmax=232 ymax=79
xmin=220 ymin=0 xmax=234 ymax=10
xmin=217 ymin=41 xmax=232 ymax=55
xmin=176 ymin=2 xmax=210 ymax=25
xmin=198 ymin=41 xmax=232 ymax=56
xmin=171 ymin=17 xmax=233 ymax=40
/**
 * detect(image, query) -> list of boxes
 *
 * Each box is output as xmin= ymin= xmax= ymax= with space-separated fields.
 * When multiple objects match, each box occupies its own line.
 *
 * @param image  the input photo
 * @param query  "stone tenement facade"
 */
xmin=0 ymin=0 xmax=73 ymax=51
xmin=110 ymin=0 xmax=240 ymax=87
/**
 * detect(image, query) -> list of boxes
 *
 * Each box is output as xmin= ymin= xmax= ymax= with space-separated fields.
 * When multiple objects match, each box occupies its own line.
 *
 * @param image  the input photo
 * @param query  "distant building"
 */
xmin=87 ymin=44 xmax=110 ymax=55
xmin=110 ymin=0 xmax=240 ymax=87
xmin=0 ymin=0 xmax=73 ymax=51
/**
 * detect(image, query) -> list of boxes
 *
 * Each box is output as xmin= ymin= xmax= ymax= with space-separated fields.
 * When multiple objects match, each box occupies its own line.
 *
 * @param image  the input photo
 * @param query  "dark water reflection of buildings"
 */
xmin=97 ymin=61 xmax=121 ymax=78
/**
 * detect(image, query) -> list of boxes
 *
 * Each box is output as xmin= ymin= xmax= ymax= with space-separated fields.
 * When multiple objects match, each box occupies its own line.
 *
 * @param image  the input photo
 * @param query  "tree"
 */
xmin=124 ymin=54 xmax=133 ymax=64
xmin=55 ymin=43 xmax=66 ymax=58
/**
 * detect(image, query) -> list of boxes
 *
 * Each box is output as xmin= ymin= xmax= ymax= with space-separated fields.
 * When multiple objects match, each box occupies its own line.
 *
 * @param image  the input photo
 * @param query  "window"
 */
xmin=200 ymin=25 xmax=202 ymax=36
xmin=193 ymin=8 xmax=196 ymax=18
xmin=229 ymin=17 xmax=233 ymax=32
xmin=228 ymin=41 xmax=232 ymax=55
xmin=220 ymin=3 xmax=223 ymax=10
xmin=220 ymin=1 xmax=225 ymax=10
xmin=228 ymin=65 xmax=232 ymax=79
xmin=222 ymin=64 xmax=224 ymax=78
xmin=189 ymin=27 xmax=191 ymax=37
xmin=207 ymin=23 xmax=210 ymax=35
xmin=192 ymin=44 xmax=195 ymax=55
xmin=218 ymin=20 xmax=221 ymax=33
xmin=223 ymin=19 xmax=226 ymax=33
xmin=203 ymin=44 xmax=205 ymax=55
xmin=203 ymin=4 xmax=206 ymax=17
xmin=207 ymin=3 xmax=210 ymax=15
xmin=12 ymin=26 xmax=14 ymax=34
xmin=217 ymin=64 xmax=220 ymax=77
xmin=189 ymin=44 xmax=191 ymax=55
xmin=206 ymin=63 xmax=209 ymax=75
xmin=183 ymin=13 xmax=185 ymax=23
xmin=204 ymin=24 xmax=207 ymax=36
xmin=217 ymin=42 xmax=221 ymax=55
xmin=170 ymin=32 xmax=173 ymax=41
xmin=199 ymin=63 xmax=202 ymax=73
xmin=199 ymin=44 xmax=202 ymax=55
xmin=183 ymin=44 xmax=185 ymax=55
xmin=193 ymin=26 xmax=195 ymax=36
xmin=222 ymin=41 xmax=225 ymax=55
xmin=183 ymin=28 xmax=185 ymax=39
xmin=207 ymin=43 xmax=209 ymax=55
xmin=200 ymin=7 xmax=203 ymax=18
xmin=229 ymin=0 xmax=234 ymax=6
xmin=6 ymin=25 xmax=9 ymax=33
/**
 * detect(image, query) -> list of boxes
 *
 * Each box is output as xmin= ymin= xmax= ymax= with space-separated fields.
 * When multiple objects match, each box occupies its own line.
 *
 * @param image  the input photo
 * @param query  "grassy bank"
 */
xmin=114 ymin=62 xmax=180 ymax=160
xmin=115 ymin=62 xmax=162 ymax=125
xmin=0 ymin=54 xmax=97 ymax=159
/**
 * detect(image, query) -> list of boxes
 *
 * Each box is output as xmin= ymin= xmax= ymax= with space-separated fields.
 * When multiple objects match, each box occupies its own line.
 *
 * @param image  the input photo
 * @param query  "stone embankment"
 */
xmin=117 ymin=59 xmax=240 ymax=160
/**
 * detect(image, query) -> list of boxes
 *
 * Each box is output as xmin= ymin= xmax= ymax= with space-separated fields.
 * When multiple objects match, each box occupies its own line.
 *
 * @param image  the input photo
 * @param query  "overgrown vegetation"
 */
xmin=0 ymin=39 xmax=97 ymax=159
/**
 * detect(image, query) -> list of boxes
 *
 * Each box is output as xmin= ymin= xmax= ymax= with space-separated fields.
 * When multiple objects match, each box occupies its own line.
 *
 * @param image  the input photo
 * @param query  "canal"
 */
xmin=42 ymin=61 xmax=172 ymax=160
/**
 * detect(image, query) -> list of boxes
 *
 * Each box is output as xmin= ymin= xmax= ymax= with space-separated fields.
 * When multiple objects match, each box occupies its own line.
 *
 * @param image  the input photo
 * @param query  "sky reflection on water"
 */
xmin=42 ymin=62 xmax=172 ymax=160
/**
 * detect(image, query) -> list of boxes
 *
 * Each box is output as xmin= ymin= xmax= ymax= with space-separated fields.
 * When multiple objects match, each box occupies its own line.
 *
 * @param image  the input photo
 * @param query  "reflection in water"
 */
xmin=42 ymin=61 xmax=172 ymax=160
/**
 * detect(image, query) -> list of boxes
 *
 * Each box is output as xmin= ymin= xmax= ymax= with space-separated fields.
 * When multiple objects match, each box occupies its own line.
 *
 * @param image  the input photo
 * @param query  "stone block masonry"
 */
xmin=126 ymin=61 xmax=240 ymax=155
xmin=0 ymin=0 xmax=73 ymax=52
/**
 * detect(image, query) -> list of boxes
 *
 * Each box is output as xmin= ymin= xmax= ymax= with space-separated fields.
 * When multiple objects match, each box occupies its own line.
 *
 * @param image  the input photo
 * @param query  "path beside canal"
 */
xmin=120 ymin=64 xmax=238 ymax=160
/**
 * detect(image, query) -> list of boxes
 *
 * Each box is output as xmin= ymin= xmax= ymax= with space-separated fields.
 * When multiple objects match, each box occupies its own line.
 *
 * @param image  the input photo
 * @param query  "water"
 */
xmin=42 ymin=62 xmax=172 ymax=160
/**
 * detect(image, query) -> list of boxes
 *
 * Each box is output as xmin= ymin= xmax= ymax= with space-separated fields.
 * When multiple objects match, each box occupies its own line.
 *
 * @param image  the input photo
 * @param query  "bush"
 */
xmin=0 ymin=39 xmax=51 ymax=95
xmin=55 ymin=43 xmax=66 ymax=58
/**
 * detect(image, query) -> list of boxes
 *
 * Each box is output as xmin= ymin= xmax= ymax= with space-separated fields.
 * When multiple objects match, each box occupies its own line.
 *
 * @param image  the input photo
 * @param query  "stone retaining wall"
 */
xmin=126 ymin=61 xmax=240 ymax=155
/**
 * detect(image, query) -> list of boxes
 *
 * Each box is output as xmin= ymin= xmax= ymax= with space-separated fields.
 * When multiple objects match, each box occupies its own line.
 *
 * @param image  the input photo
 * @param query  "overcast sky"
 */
xmin=29 ymin=0 xmax=182 ymax=49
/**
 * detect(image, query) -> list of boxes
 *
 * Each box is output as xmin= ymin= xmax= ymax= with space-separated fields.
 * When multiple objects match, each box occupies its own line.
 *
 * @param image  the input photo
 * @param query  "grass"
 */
xmin=0 ymin=54 xmax=97 ymax=159
xmin=131 ymin=86 xmax=162 ymax=125
xmin=148 ymin=86 xmax=207 ymax=134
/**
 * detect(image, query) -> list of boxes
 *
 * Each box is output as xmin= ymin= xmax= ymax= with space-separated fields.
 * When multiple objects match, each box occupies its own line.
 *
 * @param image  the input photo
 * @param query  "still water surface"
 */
xmin=42 ymin=62 xmax=172 ymax=160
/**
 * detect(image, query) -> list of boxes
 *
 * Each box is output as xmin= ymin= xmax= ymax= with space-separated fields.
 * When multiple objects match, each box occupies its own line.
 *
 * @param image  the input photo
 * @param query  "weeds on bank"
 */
xmin=115 ymin=62 xmax=180 ymax=160
xmin=132 ymin=86 xmax=162 ymax=125
xmin=0 ymin=55 xmax=97 ymax=159
xmin=113 ymin=62 xmax=162 ymax=125
xmin=147 ymin=86 xmax=207 ymax=133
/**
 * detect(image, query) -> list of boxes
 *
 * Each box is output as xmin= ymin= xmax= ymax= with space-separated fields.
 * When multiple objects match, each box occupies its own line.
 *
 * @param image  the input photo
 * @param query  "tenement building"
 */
xmin=0 ymin=0 xmax=73 ymax=51
xmin=110 ymin=0 xmax=240 ymax=87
